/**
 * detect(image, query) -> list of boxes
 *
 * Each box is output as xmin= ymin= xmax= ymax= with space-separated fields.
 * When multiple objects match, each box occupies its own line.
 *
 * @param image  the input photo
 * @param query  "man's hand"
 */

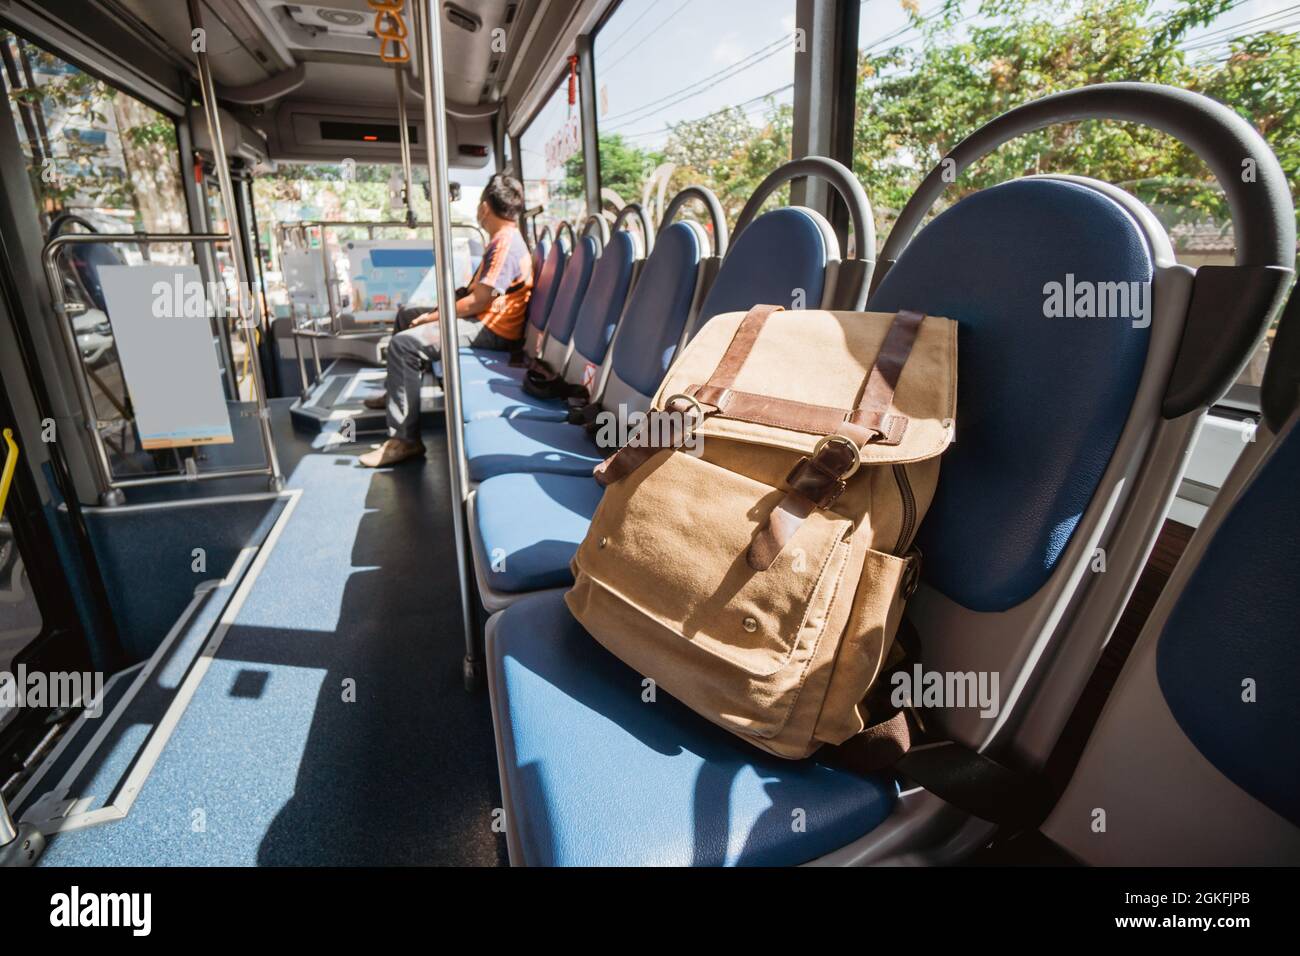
xmin=409 ymin=309 xmax=439 ymax=328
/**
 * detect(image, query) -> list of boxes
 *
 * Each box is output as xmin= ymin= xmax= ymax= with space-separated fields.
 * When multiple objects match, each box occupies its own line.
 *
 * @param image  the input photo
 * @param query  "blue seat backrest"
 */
xmin=609 ymin=222 xmax=704 ymax=396
xmin=570 ymin=231 xmax=637 ymax=365
xmin=1156 ymin=422 xmax=1300 ymax=826
xmin=691 ymin=207 xmax=830 ymax=337
xmin=868 ymin=178 xmax=1153 ymax=611
xmin=527 ymin=239 xmax=567 ymax=333
xmin=530 ymin=235 xmax=550 ymax=290
xmin=544 ymin=234 xmax=599 ymax=346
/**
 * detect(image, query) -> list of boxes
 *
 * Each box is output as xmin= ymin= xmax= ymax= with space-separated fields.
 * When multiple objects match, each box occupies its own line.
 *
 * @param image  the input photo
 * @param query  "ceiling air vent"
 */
xmin=317 ymin=8 xmax=366 ymax=27
xmin=445 ymin=3 xmax=481 ymax=33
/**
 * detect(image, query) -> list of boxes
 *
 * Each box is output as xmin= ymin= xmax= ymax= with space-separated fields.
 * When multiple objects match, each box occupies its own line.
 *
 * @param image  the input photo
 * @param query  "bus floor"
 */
xmin=35 ymin=399 xmax=508 ymax=866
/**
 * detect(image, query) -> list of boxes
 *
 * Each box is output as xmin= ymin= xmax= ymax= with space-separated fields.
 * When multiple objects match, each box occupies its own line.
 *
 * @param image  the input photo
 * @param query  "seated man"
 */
xmin=360 ymin=174 xmax=533 ymax=467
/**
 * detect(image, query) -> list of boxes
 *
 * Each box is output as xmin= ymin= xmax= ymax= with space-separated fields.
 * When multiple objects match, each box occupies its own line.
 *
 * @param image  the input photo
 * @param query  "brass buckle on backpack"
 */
xmin=662 ymin=393 xmax=705 ymax=432
xmin=812 ymin=433 xmax=861 ymax=479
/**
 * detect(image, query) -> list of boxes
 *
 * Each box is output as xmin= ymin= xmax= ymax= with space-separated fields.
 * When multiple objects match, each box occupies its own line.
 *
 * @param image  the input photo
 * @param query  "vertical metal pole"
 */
xmin=0 ymin=795 xmax=16 ymax=845
xmin=187 ymin=0 xmax=284 ymax=490
xmin=415 ymin=0 xmax=479 ymax=687
xmin=395 ymin=67 xmax=418 ymax=229
xmin=576 ymin=33 xmax=600 ymax=220
xmin=317 ymin=225 xmax=341 ymax=334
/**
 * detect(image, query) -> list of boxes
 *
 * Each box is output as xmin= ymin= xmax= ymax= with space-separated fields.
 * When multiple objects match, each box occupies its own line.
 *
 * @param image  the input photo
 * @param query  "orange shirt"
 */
xmin=474 ymin=224 xmax=533 ymax=342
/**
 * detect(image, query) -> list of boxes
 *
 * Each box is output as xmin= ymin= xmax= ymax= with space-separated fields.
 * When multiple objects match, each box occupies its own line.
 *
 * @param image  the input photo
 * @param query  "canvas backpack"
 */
xmin=565 ymin=305 xmax=957 ymax=760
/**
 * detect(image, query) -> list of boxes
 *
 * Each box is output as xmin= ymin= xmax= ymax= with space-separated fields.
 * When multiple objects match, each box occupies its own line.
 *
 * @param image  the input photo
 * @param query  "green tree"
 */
xmin=663 ymin=100 xmax=794 ymax=224
xmin=593 ymin=132 xmax=664 ymax=208
xmin=852 ymin=0 xmax=1299 ymax=256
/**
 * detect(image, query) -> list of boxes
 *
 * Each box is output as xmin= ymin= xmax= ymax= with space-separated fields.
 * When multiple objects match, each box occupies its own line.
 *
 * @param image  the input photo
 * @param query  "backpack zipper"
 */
xmin=892 ymin=464 xmax=916 ymax=555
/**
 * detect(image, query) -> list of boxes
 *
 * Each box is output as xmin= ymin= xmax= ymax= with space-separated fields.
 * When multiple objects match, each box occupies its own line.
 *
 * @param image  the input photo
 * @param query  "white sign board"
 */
xmin=282 ymin=249 xmax=326 ymax=307
xmin=97 ymin=264 xmax=234 ymax=450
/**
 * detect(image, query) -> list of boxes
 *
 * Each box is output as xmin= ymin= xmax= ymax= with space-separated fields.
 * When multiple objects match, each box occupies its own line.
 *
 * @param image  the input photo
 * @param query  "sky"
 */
xmin=505 ymin=0 xmax=1298 ymax=184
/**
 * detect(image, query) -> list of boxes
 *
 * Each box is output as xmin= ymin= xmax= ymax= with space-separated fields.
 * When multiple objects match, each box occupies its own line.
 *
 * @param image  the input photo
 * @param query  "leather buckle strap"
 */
xmin=704 ymin=304 xmax=784 ymax=392
xmin=783 ymin=434 xmax=861 ymax=509
xmin=592 ymin=394 xmax=706 ymax=486
xmin=748 ymin=429 xmax=860 ymax=570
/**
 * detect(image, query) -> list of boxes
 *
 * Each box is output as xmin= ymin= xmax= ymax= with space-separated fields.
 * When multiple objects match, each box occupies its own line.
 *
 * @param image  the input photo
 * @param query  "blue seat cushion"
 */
xmin=458 ymin=348 xmax=527 ymax=386
xmin=868 ymin=178 xmax=1153 ymax=612
xmin=488 ymin=591 xmax=898 ymax=865
xmin=1157 ymin=422 xmax=1300 ymax=826
xmin=466 ymin=418 xmax=605 ymax=482
xmin=474 ymin=474 xmax=603 ymax=592
xmin=460 ymin=379 xmax=568 ymax=423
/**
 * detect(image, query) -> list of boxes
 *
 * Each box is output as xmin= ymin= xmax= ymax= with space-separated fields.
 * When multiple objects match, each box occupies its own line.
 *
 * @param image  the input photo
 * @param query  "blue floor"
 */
xmin=37 ymin=401 xmax=507 ymax=866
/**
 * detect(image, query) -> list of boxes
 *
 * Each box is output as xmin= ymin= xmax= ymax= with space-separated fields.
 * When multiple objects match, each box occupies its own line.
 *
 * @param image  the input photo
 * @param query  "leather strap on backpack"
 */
xmin=593 ymin=393 xmax=704 ymax=485
xmin=747 ymin=309 xmax=926 ymax=569
xmin=594 ymin=304 xmax=781 ymax=486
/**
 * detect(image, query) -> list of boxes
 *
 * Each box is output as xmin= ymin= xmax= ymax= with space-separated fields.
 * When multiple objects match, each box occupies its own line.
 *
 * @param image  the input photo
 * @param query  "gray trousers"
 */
xmin=384 ymin=307 xmax=521 ymax=441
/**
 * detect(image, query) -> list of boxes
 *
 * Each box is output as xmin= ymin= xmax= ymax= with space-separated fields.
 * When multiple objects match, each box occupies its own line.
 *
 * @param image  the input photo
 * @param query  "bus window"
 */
xmin=592 ymin=0 xmax=797 ymax=230
xmin=852 ymin=0 xmax=1300 ymax=401
xmin=251 ymin=160 xmax=485 ymax=321
xmin=0 ymin=29 xmax=188 ymax=240
xmin=518 ymin=71 xmax=588 ymax=237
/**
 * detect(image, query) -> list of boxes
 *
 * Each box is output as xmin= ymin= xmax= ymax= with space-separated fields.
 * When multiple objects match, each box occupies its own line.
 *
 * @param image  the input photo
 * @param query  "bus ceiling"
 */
xmin=0 ymin=0 xmax=557 ymax=165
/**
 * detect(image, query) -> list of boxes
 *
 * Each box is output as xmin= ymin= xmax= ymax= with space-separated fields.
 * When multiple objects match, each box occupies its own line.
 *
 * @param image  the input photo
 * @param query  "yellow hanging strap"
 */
xmin=0 ymin=428 xmax=18 ymax=521
xmin=369 ymin=0 xmax=410 ymax=63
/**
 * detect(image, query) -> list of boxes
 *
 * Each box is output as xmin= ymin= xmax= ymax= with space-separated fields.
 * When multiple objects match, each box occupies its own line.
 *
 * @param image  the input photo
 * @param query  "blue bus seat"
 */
xmin=1045 ymin=401 xmax=1300 ymax=862
xmin=457 ymin=231 xmax=598 ymax=416
xmin=463 ymin=221 xmax=705 ymax=481
xmin=461 ymin=230 xmax=635 ymax=421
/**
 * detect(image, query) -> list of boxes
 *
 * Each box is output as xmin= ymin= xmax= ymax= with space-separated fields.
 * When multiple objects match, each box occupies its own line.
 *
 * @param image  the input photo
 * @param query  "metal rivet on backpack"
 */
xmin=598 ymin=536 xmax=609 ymax=549
xmin=742 ymin=616 xmax=758 ymax=633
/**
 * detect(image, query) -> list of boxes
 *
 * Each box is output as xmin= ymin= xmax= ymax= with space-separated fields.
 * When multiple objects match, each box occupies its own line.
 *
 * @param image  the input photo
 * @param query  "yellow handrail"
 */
xmin=0 ymin=428 xmax=18 ymax=520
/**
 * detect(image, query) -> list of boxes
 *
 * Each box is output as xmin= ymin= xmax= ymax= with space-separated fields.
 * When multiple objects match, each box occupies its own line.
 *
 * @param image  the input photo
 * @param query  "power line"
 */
xmin=598 ymin=0 xmax=697 ymax=76
xmin=602 ymin=32 xmax=789 ymax=124
xmin=603 ymin=36 xmax=792 ymax=131
xmin=595 ymin=0 xmax=661 ymax=62
xmin=1179 ymin=4 xmax=1300 ymax=50
xmin=618 ymin=82 xmax=794 ymax=141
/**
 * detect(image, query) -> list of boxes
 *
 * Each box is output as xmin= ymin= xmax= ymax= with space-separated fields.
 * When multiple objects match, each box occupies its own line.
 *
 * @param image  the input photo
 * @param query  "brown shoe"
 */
xmin=358 ymin=438 xmax=426 ymax=468
xmin=362 ymin=395 xmax=386 ymax=410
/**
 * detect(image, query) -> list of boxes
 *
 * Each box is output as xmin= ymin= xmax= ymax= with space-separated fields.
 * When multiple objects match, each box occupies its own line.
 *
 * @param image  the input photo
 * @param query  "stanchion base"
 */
xmin=462 ymin=655 xmax=483 ymax=693
xmin=0 ymin=824 xmax=45 ymax=867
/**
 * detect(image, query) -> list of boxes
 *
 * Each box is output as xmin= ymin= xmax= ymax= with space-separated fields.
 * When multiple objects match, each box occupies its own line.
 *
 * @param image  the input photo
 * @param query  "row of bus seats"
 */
xmin=461 ymin=162 xmax=871 ymax=607
xmin=452 ymin=82 xmax=1295 ymax=865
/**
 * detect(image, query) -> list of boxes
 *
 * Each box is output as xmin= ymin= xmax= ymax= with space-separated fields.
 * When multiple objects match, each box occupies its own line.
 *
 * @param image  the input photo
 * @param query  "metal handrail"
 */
xmin=41 ymin=233 xmax=282 ymax=504
xmin=415 ymin=0 xmax=479 ymax=689
xmin=188 ymin=0 xmax=282 ymax=494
